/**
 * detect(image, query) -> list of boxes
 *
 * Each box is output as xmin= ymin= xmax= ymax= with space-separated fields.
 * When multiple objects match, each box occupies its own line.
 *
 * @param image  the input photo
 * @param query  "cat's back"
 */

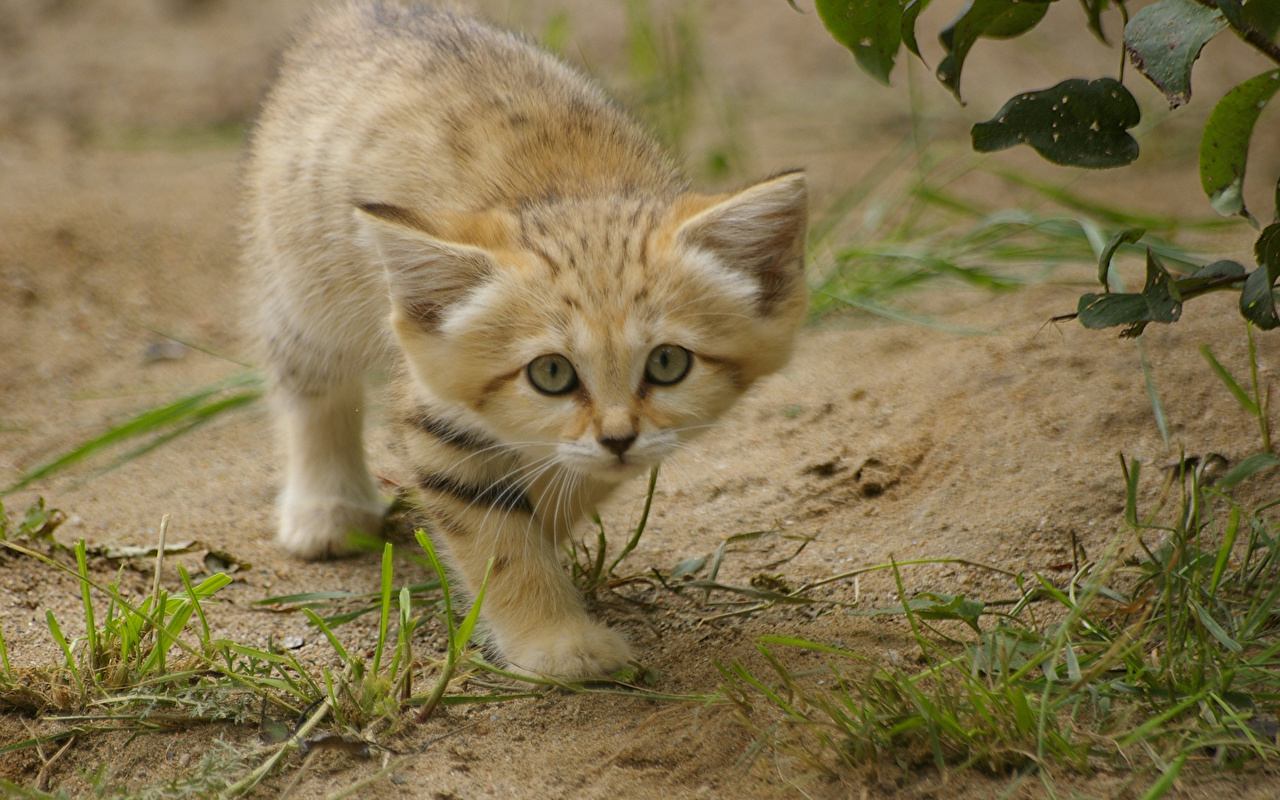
xmin=246 ymin=0 xmax=678 ymax=222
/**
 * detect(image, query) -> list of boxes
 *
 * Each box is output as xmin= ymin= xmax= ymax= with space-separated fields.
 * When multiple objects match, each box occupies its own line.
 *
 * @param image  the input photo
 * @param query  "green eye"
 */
xmin=645 ymin=344 xmax=691 ymax=386
xmin=527 ymin=354 xmax=578 ymax=395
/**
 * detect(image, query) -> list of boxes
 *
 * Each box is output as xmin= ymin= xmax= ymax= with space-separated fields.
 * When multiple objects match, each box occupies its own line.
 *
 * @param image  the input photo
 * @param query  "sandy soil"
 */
xmin=2 ymin=1 xmax=1279 ymax=797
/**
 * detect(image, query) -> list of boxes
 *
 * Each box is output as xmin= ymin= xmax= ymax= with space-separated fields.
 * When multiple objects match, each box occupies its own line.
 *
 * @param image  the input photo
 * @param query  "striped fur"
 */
xmin=245 ymin=1 xmax=808 ymax=678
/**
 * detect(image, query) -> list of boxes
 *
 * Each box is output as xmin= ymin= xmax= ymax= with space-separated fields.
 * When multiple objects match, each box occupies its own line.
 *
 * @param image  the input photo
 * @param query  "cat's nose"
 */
xmin=599 ymin=435 xmax=636 ymax=457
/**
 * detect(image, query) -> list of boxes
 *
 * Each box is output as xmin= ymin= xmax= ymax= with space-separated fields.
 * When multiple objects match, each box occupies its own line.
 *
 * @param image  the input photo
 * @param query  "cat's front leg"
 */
xmin=429 ymin=507 xmax=631 ymax=679
xmin=273 ymin=374 xmax=385 ymax=559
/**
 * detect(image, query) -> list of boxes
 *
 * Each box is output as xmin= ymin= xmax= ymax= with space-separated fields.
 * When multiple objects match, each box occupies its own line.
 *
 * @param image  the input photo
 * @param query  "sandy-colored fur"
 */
xmin=245 ymin=0 xmax=807 ymax=678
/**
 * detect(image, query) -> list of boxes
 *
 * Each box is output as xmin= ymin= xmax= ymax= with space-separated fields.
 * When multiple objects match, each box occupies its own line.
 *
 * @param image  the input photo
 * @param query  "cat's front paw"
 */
xmin=503 ymin=621 xmax=633 ymax=680
xmin=277 ymin=496 xmax=385 ymax=560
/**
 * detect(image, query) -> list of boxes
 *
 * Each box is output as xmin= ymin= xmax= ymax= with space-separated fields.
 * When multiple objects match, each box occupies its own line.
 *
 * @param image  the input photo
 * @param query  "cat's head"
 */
xmin=357 ymin=172 xmax=807 ymax=483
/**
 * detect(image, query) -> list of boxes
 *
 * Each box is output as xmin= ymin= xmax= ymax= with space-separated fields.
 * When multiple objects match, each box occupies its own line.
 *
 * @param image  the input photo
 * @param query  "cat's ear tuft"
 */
xmin=354 ymin=203 xmax=497 ymax=331
xmin=674 ymin=171 xmax=808 ymax=315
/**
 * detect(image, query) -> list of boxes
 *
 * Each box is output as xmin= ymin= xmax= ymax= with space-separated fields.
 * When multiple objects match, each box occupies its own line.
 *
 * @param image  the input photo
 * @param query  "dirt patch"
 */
xmin=2 ymin=1 xmax=1279 ymax=798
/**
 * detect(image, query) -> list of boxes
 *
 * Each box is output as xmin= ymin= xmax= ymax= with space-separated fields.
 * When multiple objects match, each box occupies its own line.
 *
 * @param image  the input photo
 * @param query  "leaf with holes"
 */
xmin=815 ymin=0 xmax=903 ymax=85
xmin=972 ymin=78 xmax=1140 ymax=168
xmin=1124 ymin=0 xmax=1226 ymax=108
xmin=937 ymin=0 xmax=1055 ymax=100
xmin=1077 ymin=249 xmax=1182 ymax=335
xmin=1200 ymin=69 xmax=1280 ymax=220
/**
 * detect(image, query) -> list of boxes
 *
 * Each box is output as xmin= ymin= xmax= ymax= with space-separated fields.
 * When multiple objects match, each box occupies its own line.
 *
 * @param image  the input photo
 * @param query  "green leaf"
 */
xmin=1077 ymin=250 xmax=1182 ymax=335
xmin=1097 ymin=227 xmax=1146 ymax=288
xmin=1079 ymin=0 xmax=1111 ymax=43
xmin=1124 ymin=0 xmax=1227 ymax=108
xmin=1240 ymin=223 xmax=1280 ymax=328
xmin=1244 ymin=0 xmax=1280 ymax=40
xmin=1185 ymin=259 xmax=1246 ymax=284
xmin=1241 ymin=268 xmax=1280 ymax=328
xmin=1200 ymin=69 xmax=1280 ymax=220
xmin=902 ymin=0 xmax=933 ymax=58
xmin=972 ymin=78 xmax=1140 ymax=168
xmin=1141 ymin=249 xmax=1182 ymax=317
xmin=1214 ymin=0 xmax=1248 ymax=30
xmin=1256 ymin=221 xmax=1280 ymax=274
xmin=815 ymin=0 xmax=903 ymax=85
xmin=1077 ymin=292 xmax=1151 ymax=329
xmin=937 ymin=0 xmax=1055 ymax=100
xmin=984 ymin=1 xmax=1051 ymax=37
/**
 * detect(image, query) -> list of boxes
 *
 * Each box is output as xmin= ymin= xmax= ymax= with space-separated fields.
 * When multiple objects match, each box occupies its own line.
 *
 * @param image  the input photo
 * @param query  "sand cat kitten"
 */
xmin=244 ymin=1 xmax=807 ymax=678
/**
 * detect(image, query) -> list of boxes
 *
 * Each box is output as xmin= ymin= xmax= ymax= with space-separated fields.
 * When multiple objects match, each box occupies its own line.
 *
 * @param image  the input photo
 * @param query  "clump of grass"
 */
xmin=0 ymin=490 xmax=696 ymax=796
xmin=721 ymin=448 xmax=1280 ymax=792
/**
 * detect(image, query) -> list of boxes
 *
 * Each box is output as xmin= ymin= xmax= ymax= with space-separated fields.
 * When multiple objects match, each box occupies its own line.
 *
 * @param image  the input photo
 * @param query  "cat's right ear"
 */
xmin=354 ymin=203 xmax=497 ymax=331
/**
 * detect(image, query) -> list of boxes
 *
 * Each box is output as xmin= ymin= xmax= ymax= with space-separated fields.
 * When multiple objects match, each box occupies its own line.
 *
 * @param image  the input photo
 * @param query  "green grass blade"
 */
xmin=75 ymin=540 xmax=97 ymax=680
xmin=1200 ymin=345 xmax=1259 ymax=416
xmin=1217 ymin=452 xmax=1280 ymax=489
xmin=0 ymin=625 xmax=12 ymax=677
xmin=1210 ymin=507 xmax=1241 ymax=595
xmin=1138 ymin=342 xmax=1170 ymax=448
xmin=94 ymin=390 xmax=260 ymax=478
xmin=1189 ymin=600 xmax=1242 ymax=653
xmin=1140 ymin=753 xmax=1187 ymax=800
xmin=303 ymin=608 xmax=351 ymax=664
xmin=415 ymin=529 xmax=454 ymax=638
xmin=454 ymin=558 xmax=493 ymax=662
xmin=2 ymin=373 xmax=262 ymax=494
xmin=372 ymin=543 xmax=393 ymax=676
xmin=818 ymin=293 xmax=991 ymax=335
xmin=45 ymin=610 xmax=80 ymax=686
xmin=177 ymin=565 xmax=212 ymax=645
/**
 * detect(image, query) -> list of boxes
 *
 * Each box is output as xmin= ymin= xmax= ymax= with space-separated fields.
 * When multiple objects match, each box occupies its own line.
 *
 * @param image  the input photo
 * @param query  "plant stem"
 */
xmin=604 ymin=466 xmax=659 ymax=579
xmin=1247 ymin=323 xmax=1273 ymax=451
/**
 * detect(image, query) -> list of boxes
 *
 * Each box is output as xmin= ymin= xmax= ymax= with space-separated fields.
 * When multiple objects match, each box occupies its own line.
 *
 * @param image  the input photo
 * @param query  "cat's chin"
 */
xmin=566 ymin=459 xmax=651 ymax=484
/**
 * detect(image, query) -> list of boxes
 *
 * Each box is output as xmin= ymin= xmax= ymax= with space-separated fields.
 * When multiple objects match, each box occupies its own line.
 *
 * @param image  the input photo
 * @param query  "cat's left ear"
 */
xmin=355 ymin=203 xmax=506 ymax=331
xmin=674 ymin=170 xmax=807 ymax=316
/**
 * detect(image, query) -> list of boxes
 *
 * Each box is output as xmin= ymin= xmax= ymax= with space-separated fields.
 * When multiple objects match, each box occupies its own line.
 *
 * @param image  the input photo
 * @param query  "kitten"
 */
xmin=244 ymin=0 xmax=807 ymax=678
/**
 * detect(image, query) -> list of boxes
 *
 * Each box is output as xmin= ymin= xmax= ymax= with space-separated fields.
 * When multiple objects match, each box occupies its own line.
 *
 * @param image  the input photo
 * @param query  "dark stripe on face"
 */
xmin=407 ymin=409 xmax=500 ymax=453
xmin=416 ymin=471 xmax=533 ymax=515
xmin=699 ymin=353 xmax=748 ymax=391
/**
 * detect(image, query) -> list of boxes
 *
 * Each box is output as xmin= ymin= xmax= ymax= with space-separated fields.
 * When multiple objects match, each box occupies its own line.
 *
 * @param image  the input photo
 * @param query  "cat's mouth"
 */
xmin=554 ymin=434 xmax=676 ymax=482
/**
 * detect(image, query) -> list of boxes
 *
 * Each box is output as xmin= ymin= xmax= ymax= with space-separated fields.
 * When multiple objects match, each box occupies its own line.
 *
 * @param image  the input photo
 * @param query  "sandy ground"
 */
xmin=2 ymin=1 xmax=1280 ymax=797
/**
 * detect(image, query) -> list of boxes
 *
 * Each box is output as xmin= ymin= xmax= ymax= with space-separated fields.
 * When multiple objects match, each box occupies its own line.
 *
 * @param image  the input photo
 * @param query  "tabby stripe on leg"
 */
xmin=416 ymin=471 xmax=533 ymax=515
xmin=407 ymin=410 xmax=500 ymax=453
